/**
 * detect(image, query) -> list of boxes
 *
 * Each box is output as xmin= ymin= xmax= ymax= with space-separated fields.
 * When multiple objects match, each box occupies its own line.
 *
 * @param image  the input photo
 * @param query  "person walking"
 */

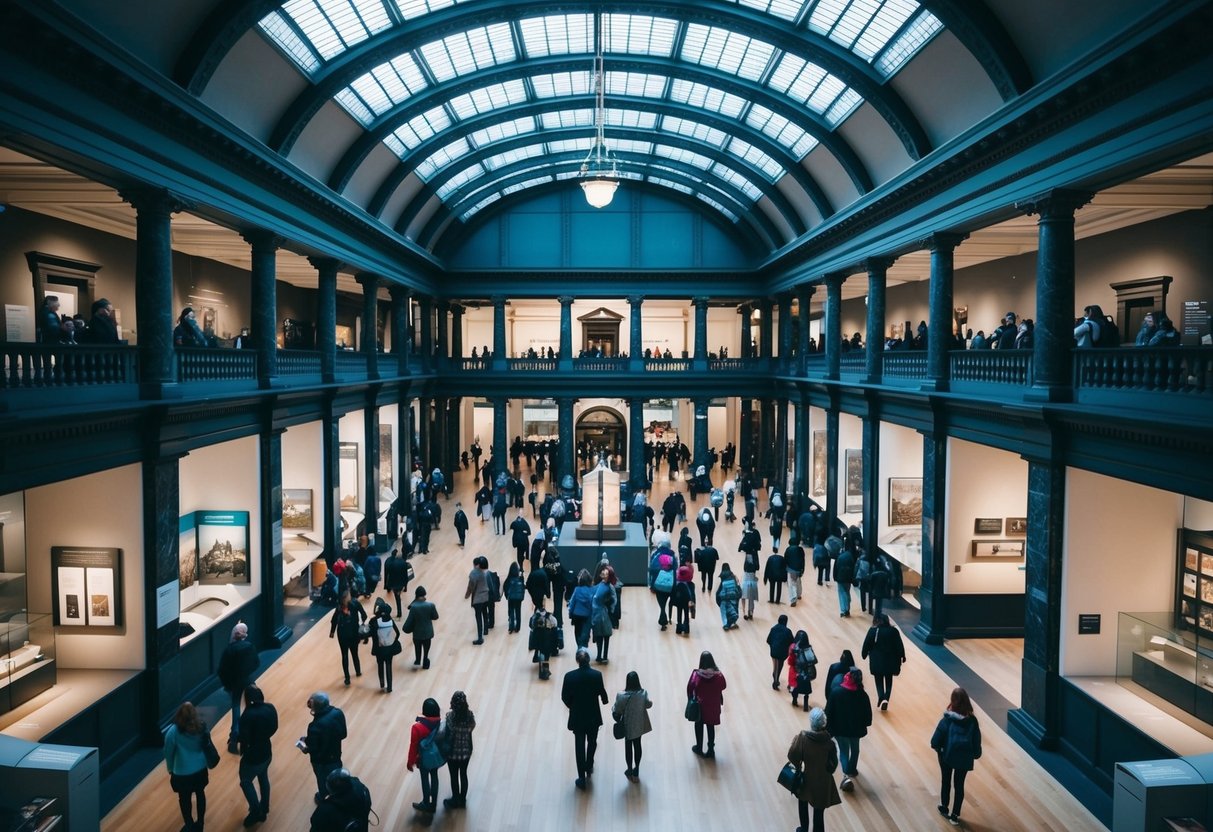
xmin=695 ymin=543 xmax=719 ymax=593
xmin=217 ymin=621 xmax=260 ymax=753
xmin=526 ymin=558 xmax=551 ymax=611
xmin=568 ymin=569 xmax=594 ymax=649
xmin=442 ymin=691 xmax=476 ymax=809
xmin=696 ymin=506 xmax=716 ymax=547
xmin=833 ymin=542 xmax=855 ymax=618
xmin=528 ymin=602 xmax=559 ymax=680
xmin=648 ymin=531 xmax=677 ymax=630
xmin=369 ymin=598 xmax=401 ymax=692
xmin=825 ymin=668 xmax=873 ymax=793
xmin=452 ymin=502 xmax=469 ymax=547
xmin=740 ymin=545 xmax=761 ymax=621
xmin=766 ymin=614 xmax=795 ymax=690
xmin=671 ymin=563 xmax=696 ymax=636
xmin=163 ymin=702 xmax=212 ymax=832
xmin=510 ymin=511 xmax=532 ymax=572
xmin=787 ymin=630 xmax=818 ymax=711
xmin=715 ymin=563 xmax=741 ymax=630
xmin=328 ymin=591 xmax=367 ymax=686
xmin=862 ymin=613 xmax=907 ymax=711
xmin=688 ymin=651 xmax=727 ymax=759
xmin=786 ymin=707 xmax=842 ymax=832
xmin=824 ymin=649 xmax=856 ymax=698
xmin=591 ymin=567 xmax=616 ymax=663
xmin=237 ymin=684 xmax=278 ymax=827
xmin=383 ymin=548 xmax=410 ymax=618
xmin=785 ymin=539 xmax=805 ymax=607
xmin=301 ymin=692 xmax=347 ymax=803
xmin=561 ymin=648 xmax=609 ymax=790
xmin=612 ymin=671 xmax=653 ymax=783
xmin=503 ymin=562 xmax=526 ymax=634
xmin=931 ymin=687 xmax=983 ymax=826
xmin=401 ymin=586 xmax=439 ymax=670
xmin=465 ymin=556 xmax=491 ymax=645
xmin=406 ymin=698 xmax=443 ymax=814
xmin=764 ymin=549 xmax=787 ymax=604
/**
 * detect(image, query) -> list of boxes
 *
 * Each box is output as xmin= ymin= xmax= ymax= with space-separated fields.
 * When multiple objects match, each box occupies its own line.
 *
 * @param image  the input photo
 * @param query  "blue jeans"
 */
xmin=836 ymin=581 xmax=852 ymax=615
xmin=836 ymin=735 xmax=861 ymax=777
xmin=239 ymin=757 xmax=270 ymax=815
xmin=719 ymin=600 xmax=737 ymax=627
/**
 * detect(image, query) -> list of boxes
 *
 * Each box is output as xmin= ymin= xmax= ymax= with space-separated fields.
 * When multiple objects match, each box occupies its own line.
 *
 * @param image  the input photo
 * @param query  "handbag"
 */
xmin=684 ymin=694 xmax=701 ymax=722
xmin=202 ymin=730 xmax=220 ymax=770
xmin=613 ymin=720 xmax=626 ymax=740
xmin=357 ymin=622 xmax=372 ymax=641
xmin=776 ymin=762 xmax=803 ymax=794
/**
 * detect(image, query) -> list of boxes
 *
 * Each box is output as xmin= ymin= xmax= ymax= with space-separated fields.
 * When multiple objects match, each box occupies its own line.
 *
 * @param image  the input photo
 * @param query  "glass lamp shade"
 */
xmin=581 ymin=177 xmax=619 ymax=208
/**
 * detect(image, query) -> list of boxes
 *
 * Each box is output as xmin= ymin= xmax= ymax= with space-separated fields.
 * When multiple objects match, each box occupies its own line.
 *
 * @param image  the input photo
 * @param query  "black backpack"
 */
xmin=1095 ymin=315 xmax=1120 ymax=347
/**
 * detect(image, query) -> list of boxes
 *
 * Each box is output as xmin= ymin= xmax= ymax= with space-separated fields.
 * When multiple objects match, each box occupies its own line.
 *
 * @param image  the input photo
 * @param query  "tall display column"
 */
xmin=244 ymin=230 xmax=280 ymax=387
xmin=364 ymin=397 xmax=381 ymax=539
xmin=861 ymin=405 xmax=881 ymax=562
xmin=558 ymin=296 xmax=574 ymax=370
xmin=435 ymin=301 xmax=449 ymax=369
xmin=356 ymin=273 xmax=380 ymax=380
xmin=321 ymin=410 xmax=343 ymax=560
xmin=629 ymin=396 xmax=645 ymax=487
xmin=692 ymin=297 xmax=709 ymax=371
xmin=450 ymin=304 xmax=464 ymax=361
xmin=796 ymin=285 xmax=813 ymax=375
xmin=122 ymin=187 xmax=182 ymax=396
xmin=558 ymin=398 xmax=575 ymax=485
xmin=446 ymin=397 xmax=462 ymax=474
xmin=259 ymin=425 xmax=291 ymax=645
xmin=739 ymin=304 xmax=753 ymax=358
xmin=419 ymin=295 xmax=434 ymax=374
xmin=140 ymin=452 xmax=182 ymax=736
xmin=389 ymin=285 xmax=410 ymax=377
xmin=628 ymin=296 xmax=644 ymax=371
xmin=493 ymin=398 xmax=508 ymax=476
xmin=491 ymin=296 xmax=507 ymax=372
xmin=1021 ymin=189 xmax=1093 ymax=402
xmin=777 ymin=293 xmax=793 ymax=374
xmin=418 ymin=397 xmax=432 ymax=471
xmin=1008 ymin=452 xmax=1067 ymax=749
xmin=825 ymin=396 xmax=840 ymax=521
xmin=693 ymin=398 xmax=710 ymax=473
xmin=864 ymin=258 xmax=891 ymax=384
xmin=739 ymin=399 xmax=753 ymax=471
xmin=793 ymin=391 xmax=810 ymax=496
xmin=824 ymin=273 xmax=845 ymax=381
xmin=912 ymin=424 xmax=949 ymax=644
xmin=774 ymin=398 xmax=789 ymax=492
xmin=923 ymin=232 xmax=967 ymax=393
xmin=311 ymin=257 xmax=339 ymax=383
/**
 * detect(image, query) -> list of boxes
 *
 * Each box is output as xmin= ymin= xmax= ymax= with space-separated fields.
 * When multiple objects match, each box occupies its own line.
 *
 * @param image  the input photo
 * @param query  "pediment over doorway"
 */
xmin=577 ymin=307 xmax=624 ymax=322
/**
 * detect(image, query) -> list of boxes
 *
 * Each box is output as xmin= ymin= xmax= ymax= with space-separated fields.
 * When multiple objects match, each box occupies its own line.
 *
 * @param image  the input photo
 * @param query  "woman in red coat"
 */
xmin=407 ymin=698 xmax=442 ymax=814
xmin=688 ymin=650 xmax=727 ymax=759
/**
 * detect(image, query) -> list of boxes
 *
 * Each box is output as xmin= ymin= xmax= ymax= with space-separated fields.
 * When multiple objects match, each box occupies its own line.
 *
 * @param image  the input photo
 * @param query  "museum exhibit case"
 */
xmin=1118 ymin=609 xmax=1213 ymax=727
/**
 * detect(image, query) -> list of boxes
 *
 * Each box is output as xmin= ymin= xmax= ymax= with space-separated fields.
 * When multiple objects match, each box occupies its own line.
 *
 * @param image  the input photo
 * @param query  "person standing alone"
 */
xmin=237 ymin=684 xmax=278 ymax=827
xmin=931 ymin=687 xmax=982 ymax=826
xmin=218 ymin=621 xmax=260 ymax=753
xmin=561 ymin=648 xmax=609 ymax=789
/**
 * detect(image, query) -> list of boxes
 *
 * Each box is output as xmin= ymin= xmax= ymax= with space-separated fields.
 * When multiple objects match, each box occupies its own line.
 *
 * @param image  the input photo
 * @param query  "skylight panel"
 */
xmin=467 ymin=117 xmax=537 ymax=149
xmin=612 ymin=139 xmax=653 ymax=156
xmin=334 ymin=88 xmax=376 ymax=125
xmin=852 ymin=0 xmax=917 ymax=61
xmin=437 ymin=165 xmax=484 ymax=199
xmin=767 ymin=54 xmax=858 ymax=119
xmin=519 ymin=14 xmax=592 ymax=58
xmin=383 ymin=106 xmax=452 ymax=155
xmin=745 ymin=105 xmax=818 ymax=158
xmin=275 ymin=0 xmax=353 ymax=61
xmin=728 ymin=138 xmax=782 ymax=180
xmin=697 ymin=193 xmax=738 ymax=222
xmin=608 ymin=110 xmax=658 ymax=129
xmin=415 ymin=138 xmax=471 ymax=180
xmin=661 ymin=117 xmax=728 ymax=148
xmin=419 ymin=24 xmax=515 ymax=83
xmin=397 ymin=0 xmax=462 ymax=20
xmin=482 ymin=145 xmax=543 ymax=171
xmin=259 ymin=12 xmax=321 ymax=73
xmin=651 ymin=164 xmax=741 ymax=204
xmin=712 ymin=163 xmax=763 ymax=200
xmin=542 ymin=111 xmax=593 ymax=129
xmin=680 ymin=24 xmax=776 ymax=82
xmin=606 ymin=14 xmax=678 ymax=57
xmin=447 ymin=80 xmax=528 ymax=119
xmin=732 ymin=0 xmax=804 ymax=22
xmin=340 ymin=54 xmax=427 ymax=121
xmin=654 ymin=145 xmax=713 ymax=170
xmin=531 ymin=72 xmax=590 ymax=99
xmin=668 ymin=80 xmax=746 ymax=119
xmin=461 ymin=192 xmax=500 ymax=222
xmin=605 ymin=72 xmax=667 ymax=99
xmin=823 ymin=87 xmax=863 ymax=125
xmin=502 ymin=175 xmax=552 ymax=196
xmin=876 ymin=10 xmax=942 ymax=76
xmin=546 ymin=138 xmax=590 ymax=155
xmin=648 ymin=176 xmax=694 ymax=196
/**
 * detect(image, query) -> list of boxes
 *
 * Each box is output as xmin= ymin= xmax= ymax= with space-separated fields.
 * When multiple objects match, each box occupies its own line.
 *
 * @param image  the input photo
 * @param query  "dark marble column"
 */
xmin=121 ymin=188 xmax=183 ymax=394
xmin=774 ymin=398 xmax=789 ymax=492
xmin=558 ymin=296 xmax=574 ymax=370
xmin=759 ymin=398 xmax=775 ymax=483
xmin=356 ymin=273 xmax=380 ymax=380
xmin=450 ymin=304 xmax=464 ymax=360
xmin=398 ymin=397 xmax=414 ymax=514
xmin=491 ymin=296 xmax=507 ymax=371
xmin=321 ymin=410 xmax=342 ymax=561
xmin=861 ymin=407 xmax=881 ymax=562
xmin=493 ymin=398 xmax=508 ymax=476
xmin=435 ymin=301 xmax=449 ymax=368
xmin=693 ymin=398 xmax=710 ymax=471
xmin=1008 ymin=454 xmax=1067 ymax=749
xmin=923 ymin=232 xmax=967 ymax=392
xmin=243 ymin=230 xmax=280 ymax=387
xmin=913 ymin=428 xmax=949 ymax=644
xmin=825 ymin=402 xmax=840 ymax=521
xmin=692 ymin=297 xmax=709 ymax=371
xmin=141 ymin=452 xmax=182 ymax=734
xmin=758 ymin=299 xmax=773 ymax=360
xmin=796 ymin=285 xmax=813 ymax=375
xmin=864 ymin=258 xmax=892 ymax=384
xmin=310 ymin=257 xmax=339 ymax=383
xmin=739 ymin=304 xmax=753 ymax=359
xmin=558 ymin=398 xmax=574 ymax=483
xmin=629 ymin=396 xmax=645 ymax=487
xmin=628 ymin=296 xmax=644 ymax=371
xmin=446 ymin=397 xmax=462 ymax=474
xmin=259 ymin=426 xmax=290 ymax=645
xmin=777 ymin=293 xmax=793 ymax=373
xmin=431 ymin=396 xmax=447 ymax=477
xmin=739 ymin=398 xmax=754 ymax=470
xmin=794 ymin=392 xmax=810 ymax=496
xmin=419 ymin=397 xmax=432 ymax=471
xmin=389 ymin=285 xmax=410 ymax=377
xmin=1019 ymin=189 xmax=1093 ymax=402
xmin=824 ymin=273 xmax=845 ymax=381
xmin=419 ymin=295 xmax=434 ymax=373
xmin=364 ymin=398 xmax=381 ymax=539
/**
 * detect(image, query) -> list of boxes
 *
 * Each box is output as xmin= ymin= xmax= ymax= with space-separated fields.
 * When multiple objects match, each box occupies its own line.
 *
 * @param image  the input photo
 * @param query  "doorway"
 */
xmin=575 ymin=407 xmax=627 ymax=469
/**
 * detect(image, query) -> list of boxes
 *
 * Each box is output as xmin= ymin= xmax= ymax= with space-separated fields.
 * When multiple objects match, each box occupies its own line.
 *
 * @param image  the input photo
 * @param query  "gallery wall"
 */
xmin=337 ymin=410 xmax=366 ymax=522
xmin=0 ymin=492 xmax=27 ymax=574
xmin=877 ymin=421 xmax=925 ymax=575
xmin=835 ymin=411 xmax=864 ymax=526
xmin=944 ymin=438 xmax=1027 ymax=594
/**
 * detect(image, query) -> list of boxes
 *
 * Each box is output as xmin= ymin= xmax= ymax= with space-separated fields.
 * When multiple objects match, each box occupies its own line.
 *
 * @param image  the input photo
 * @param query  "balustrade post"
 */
xmin=310 ymin=257 xmax=339 ymax=383
xmin=356 ymin=273 xmax=380 ymax=380
xmin=923 ymin=233 xmax=968 ymax=392
xmin=121 ymin=187 xmax=185 ymax=395
xmin=864 ymin=258 xmax=892 ymax=385
xmin=559 ymin=296 xmax=574 ymax=371
xmin=628 ymin=296 xmax=644 ymax=372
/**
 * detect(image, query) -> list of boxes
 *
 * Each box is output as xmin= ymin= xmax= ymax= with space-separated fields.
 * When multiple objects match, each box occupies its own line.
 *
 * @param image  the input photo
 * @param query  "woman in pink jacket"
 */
xmin=688 ymin=650 xmax=727 ymax=759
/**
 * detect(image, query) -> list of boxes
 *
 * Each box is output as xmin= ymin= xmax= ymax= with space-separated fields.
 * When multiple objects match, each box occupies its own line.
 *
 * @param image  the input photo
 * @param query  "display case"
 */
xmin=1118 ymin=611 xmax=1213 ymax=726
xmin=1176 ymin=529 xmax=1213 ymax=637
xmin=0 ymin=612 xmax=56 ymax=716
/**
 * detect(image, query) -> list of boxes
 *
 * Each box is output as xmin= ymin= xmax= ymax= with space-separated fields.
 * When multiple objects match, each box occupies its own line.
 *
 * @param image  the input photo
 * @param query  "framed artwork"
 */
xmin=196 ymin=511 xmax=250 ymax=584
xmin=339 ymin=442 xmax=360 ymax=510
xmin=335 ymin=325 xmax=354 ymax=350
xmin=51 ymin=546 xmax=123 ymax=629
xmin=811 ymin=431 xmax=826 ymax=497
xmin=282 ymin=489 xmax=314 ymax=532
xmin=844 ymin=449 xmax=863 ymax=514
xmin=971 ymin=539 xmax=1025 ymax=558
xmin=1005 ymin=517 xmax=1028 ymax=535
xmin=887 ymin=478 xmax=922 ymax=527
xmin=178 ymin=518 xmax=198 ymax=591
xmin=379 ymin=424 xmax=394 ymax=493
xmin=1177 ymin=531 xmax=1213 ymax=639
xmin=974 ymin=518 xmax=1003 ymax=535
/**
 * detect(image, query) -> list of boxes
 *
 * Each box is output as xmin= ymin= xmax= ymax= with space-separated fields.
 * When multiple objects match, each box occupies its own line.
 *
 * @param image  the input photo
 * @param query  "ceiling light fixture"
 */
xmin=579 ymin=12 xmax=619 ymax=209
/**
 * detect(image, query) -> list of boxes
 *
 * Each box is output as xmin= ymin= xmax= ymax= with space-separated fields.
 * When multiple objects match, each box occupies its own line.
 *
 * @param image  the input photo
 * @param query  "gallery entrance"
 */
xmin=575 ymin=407 xmax=627 ymax=469
xmin=578 ymin=307 xmax=623 ymax=356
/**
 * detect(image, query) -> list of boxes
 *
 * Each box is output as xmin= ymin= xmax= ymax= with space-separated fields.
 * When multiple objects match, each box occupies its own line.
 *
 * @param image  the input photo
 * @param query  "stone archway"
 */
xmin=575 ymin=406 xmax=627 ymax=469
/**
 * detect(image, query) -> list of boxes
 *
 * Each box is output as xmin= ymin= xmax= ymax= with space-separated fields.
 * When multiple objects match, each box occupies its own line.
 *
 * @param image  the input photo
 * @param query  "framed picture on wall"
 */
xmin=339 ymin=442 xmax=360 ymax=510
xmin=282 ymin=489 xmax=314 ymax=532
xmin=844 ymin=449 xmax=863 ymax=514
xmin=1005 ymin=517 xmax=1028 ymax=535
xmin=178 ymin=523 xmax=197 ymax=591
xmin=811 ymin=431 xmax=826 ymax=497
xmin=887 ymin=478 xmax=922 ymax=526
xmin=196 ymin=511 xmax=250 ymax=584
xmin=971 ymin=539 xmax=1025 ymax=558
xmin=973 ymin=518 xmax=1002 ymax=535
xmin=51 ymin=546 xmax=123 ymax=629
xmin=379 ymin=424 xmax=393 ymax=493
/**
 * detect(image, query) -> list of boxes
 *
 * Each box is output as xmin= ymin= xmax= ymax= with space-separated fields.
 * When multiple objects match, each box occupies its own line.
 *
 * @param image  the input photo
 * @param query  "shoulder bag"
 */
xmin=776 ymin=762 xmax=803 ymax=794
xmin=685 ymin=675 xmax=701 ymax=722
xmin=202 ymin=729 xmax=221 ymax=770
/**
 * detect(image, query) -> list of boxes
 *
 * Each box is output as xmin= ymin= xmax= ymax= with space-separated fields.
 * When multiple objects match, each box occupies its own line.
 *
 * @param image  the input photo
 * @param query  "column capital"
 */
xmin=240 ymin=229 xmax=284 ymax=250
xmin=354 ymin=272 xmax=380 ymax=289
xmin=387 ymin=284 xmax=411 ymax=301
xmin=490 ymin=295 xmax=507 ymax=308
xmin=307 ymin=255 xmax=340 ymax=273
xmin=119 ymin=186 xmax=190 ymax=216
xmin=1016 ymin=188 xmax=1095 ymax=220
xmin=417 ymin=294 xmax=433 ymax=308
xmin=864 ymin=256 xmax=896 ymax=274
xmin=627 ymin=295 xmax=644 ymax=307
xmin=449 ymin=302 xmax=464 ymax=315
xmin=737 ymin=302 xmax=752 ymax=315
xmin=822 ymin=271 xmax=849 ymax=288
xmin=920 ymin=231 xmax=968 ymax=253
xmin=557 ymin=295 xmax=574 ymax=306
xmin=692 ymin=296 xmax=710 ymax=309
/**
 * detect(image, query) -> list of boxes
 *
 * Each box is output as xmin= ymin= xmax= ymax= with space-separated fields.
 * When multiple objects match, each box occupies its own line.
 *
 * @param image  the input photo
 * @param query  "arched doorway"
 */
xmin=575 ymin=407 xmax=627 ymax=469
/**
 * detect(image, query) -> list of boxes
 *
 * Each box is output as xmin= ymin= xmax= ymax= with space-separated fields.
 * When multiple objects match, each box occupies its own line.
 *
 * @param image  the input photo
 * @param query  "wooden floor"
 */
xmin=945 ymin=638 xmax=1024 ymax=709
xmin=104 ymin=468 xmax=1103 ymax=832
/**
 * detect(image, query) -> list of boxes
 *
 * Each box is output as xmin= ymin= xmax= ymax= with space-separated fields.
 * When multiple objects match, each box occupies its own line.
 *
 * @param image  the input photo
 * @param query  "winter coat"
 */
xmin=218 ymin=637 xmax=260 ymax=693
xmin=443 ymin=710 xmax=476 ymax=762
xmin=825 ymin=681 xmax=872 ymax=738
xmin=407 ymin=715 xmax=441 ymax=770
xmin=568 ymin=585 xmax=594 ymax=619
xmin=764 ymin=554 xmax=787 ymax=584
xmin=306 ymin=704 xmax=347 ymax=764
xmin=862 ymin=623 xmax=906 ymax=676
xmin=787 ymin=729 xmax=842 ymax=809
xmin=329 ymin=601 xmax=368 ymax=646
xmin=466 ymin=568 xmax=490 ymax=605
xmin=238 ymin=701 xmax=279 ymax=766
xmin=766 ymin=623 xmax=794 ymax=660
xmin=687 ymin=668 xmax=727 ymax=726
xmin=931 ymin=711 xmax=982 ymax=771
xmin=833 ymin=550 xmax=856 ymax=584
xmin=784 ymin=545 xmax=806 ymax=574
xmin=612 ymin=689 xmax=653 ymax=740
xmin=591 ymin=581 xmax=616 ymax=639
xmin=695 ymin=546 xmax=719 ymax=573
xmin=526 ymin=569 xmax=551 ymax=604
xmin=401 ymin=600 xmax=439 ymax=642
xmin=382 ymin=556 xmax=409 ymax=594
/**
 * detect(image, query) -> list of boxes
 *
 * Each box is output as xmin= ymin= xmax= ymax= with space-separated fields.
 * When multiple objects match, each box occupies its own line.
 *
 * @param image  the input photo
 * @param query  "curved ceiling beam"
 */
xmin=398 ymin=125 xmax=805 ymax=238
xmin=174 ymin=0 xmax=279 ymax=94
xmin=379 ymin=95 xmax=830 ymax=222
xmin=924 ymin=1 xmax=1032 ymax=99
xmin=265 ymin=0 xmax=930 ymax=160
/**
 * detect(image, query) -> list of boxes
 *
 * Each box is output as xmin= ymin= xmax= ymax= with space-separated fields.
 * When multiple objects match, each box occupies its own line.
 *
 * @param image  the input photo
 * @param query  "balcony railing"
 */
xmin=1075 ymin=347 xmax=1212 ymax=395
xmin=573 ymin=357 xmax=627 ymax=372
xmin=2 ymin=344 xmax=136 ymax=389
xmin=882 ymin=351 xmax=928 ymax=381
xmin=176 ymin=347 xmax=256 ymax=382
xmin=708 ymin=357 xmax=766 ymax=372
xmin=507 ymin=358 xmax=558 ymax=372
xmin=839 ymin=353 xmax=866 ymax=375
xmin=951 ymin=349 xmax=1032 ymax=385
xmin=334 ymin=351 xmax=368 ymax=378
xmin=645 ymin=358 xmax=691 ymax=371
xmin=277 ymin=349 xmax=321 ymax=376
xmin=457 ymin=357 xmax=489 ymax=371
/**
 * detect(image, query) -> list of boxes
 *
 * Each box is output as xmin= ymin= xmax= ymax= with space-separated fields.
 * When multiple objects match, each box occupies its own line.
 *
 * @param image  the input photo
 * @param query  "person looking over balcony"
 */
xmin=174 ymin=306 xmax=206 ymax=347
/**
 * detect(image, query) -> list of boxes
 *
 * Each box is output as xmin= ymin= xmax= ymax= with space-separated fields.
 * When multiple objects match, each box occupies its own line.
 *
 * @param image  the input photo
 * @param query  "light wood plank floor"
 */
xmin=945 ymin=638 xmax=1024 ymax=709
xmin=105 ymin=468 xmax=1103 ymax=832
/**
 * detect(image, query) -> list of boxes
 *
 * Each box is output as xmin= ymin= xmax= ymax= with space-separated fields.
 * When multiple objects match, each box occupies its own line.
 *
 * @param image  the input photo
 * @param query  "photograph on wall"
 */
xmin=971 ymin=539 xmax=1025 ymax=558
xmin=844 ymin=449 xmax=863 ymax=514
xmin=1201 ymin=609 xmax=1213 ymax=634
xmin=379 ymin=424 xmax=393 ymax=492
xmin=51 ymin=546 xmax=123 ymax=628
xmin=811 ymin=431 xmax=826 ymax=497
xmin=1005 ymin=517 xmax=1028 ymax=536
xmin=178 ymin=520 xmax=198 ymax=591
xmin=973 ymin=518 xmax=1002 ymax=535
xmin=1187 ymin=549 xmax=1199 ymax=571
xmin=1201 ymin=579 xmax=1213 ymax=606
xmin=888 ymin=478 xmax=922 ymax=527
xmin=339 ymin=442 xmax=360 ymax=510
xmin=196 ymin=511 xmax=250 ymax=584
xmin=335 ymin=324 xmax=354 ymax=350
xmin=282 ymin=489 xmax=314 ymax=532
xmin=1202 ymin=552 xmax=1213 ymax=577
xmin=1185 ymin=573 xmax=1199 ymax=598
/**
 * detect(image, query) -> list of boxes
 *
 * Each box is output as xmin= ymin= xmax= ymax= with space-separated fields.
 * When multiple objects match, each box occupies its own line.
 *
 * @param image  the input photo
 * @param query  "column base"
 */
xmin=1024 ymin=384 xmax=1073 ymax=403
xmin=919 ymin=379 xmax=950 ymax=393
xmin=558 ymin=360 xmax=573 ymax=373
xmin=629 ymin=359 xmax=644 ymax=373
xmin=912 ymin=620 xmax=946 ymax=645
xmin=1006 ymin=707 xmax=1059 ymax=751
xmin=692 ymin=359 xmax=708 ymax=372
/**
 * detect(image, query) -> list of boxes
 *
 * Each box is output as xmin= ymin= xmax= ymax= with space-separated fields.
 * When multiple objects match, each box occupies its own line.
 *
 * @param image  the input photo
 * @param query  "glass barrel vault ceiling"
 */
xmin=258 ymin=0 xmax=943 ymax=232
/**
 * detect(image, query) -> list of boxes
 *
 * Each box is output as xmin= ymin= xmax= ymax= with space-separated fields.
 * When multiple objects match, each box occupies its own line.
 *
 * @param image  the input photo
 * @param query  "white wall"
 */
xmin=282 ymin=420 xmax=323 ymax=499
xmin=0 ymin=491 xmax=27 ymax=573
xmin=835 ymin=411 xmax=863 ymax=525
xmin=877 ymin=421 xmax=925 ymax=574
xmin=944 ymin=438 xmax=1027 ymax=594
xmin=1060 ymin=469 xmax=1182 ymax=676
xmin=708 ymin=404 xmax=728 ymax=454
xmin=24 ymin=465 xmax=146 ymax=670
xmin=1185 ymin=497 xmax=1213 ymax=529
xmin=338 ymin=410 xmax=365 ymax=513
xmin=707 ymin=308 xmax=740 ymax=356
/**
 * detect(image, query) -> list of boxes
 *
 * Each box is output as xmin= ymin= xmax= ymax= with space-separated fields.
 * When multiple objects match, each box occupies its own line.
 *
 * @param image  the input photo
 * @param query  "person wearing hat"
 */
xmin=401 ymin=586 xmax=439 ymax=669
xmin=86 ymin=297 xmax=119 ymax=344
xmin=174 ymin=306 xmax=206 ymax=347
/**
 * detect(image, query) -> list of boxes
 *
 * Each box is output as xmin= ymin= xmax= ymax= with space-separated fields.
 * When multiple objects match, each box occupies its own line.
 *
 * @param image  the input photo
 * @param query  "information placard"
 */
xmin=51 ymin=546 xmax=123 ymax=629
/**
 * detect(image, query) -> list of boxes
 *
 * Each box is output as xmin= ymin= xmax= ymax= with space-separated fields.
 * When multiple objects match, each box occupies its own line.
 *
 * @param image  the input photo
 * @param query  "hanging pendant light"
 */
xmin=579 ymin=11 xmax=619 ymax=208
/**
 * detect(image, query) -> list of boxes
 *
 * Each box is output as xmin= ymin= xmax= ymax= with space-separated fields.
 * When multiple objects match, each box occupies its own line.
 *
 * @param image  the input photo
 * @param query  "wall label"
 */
xmin=1078 ymin=614 xmax=1101 ymax=635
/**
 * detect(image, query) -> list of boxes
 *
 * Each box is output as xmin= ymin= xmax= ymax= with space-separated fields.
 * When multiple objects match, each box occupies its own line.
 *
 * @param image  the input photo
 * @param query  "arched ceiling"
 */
xmin=170 ymin=0 xmax=1031 ymax=257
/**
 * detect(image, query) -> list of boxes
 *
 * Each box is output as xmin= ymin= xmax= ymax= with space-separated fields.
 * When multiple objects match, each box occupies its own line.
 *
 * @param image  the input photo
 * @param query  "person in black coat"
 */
xmin=510 ymin=513 xmax=532 ymax=572
xmin=694 ymin=545 xmax=719 ymax=593
xmin=302 ymin=692 xmax=348 ymax=802
xmin=930 ymin=687 xmax=983 ymax=825
xmin=824 ymin=649 xmax=856 ymax=698
xmin=383 ymin=550 xmax=410 ymax=617
xmin=218 ymin=621 xmax=260 ymax=752
xmin=763 ymin=551 xmax=787 ymax=604
xmin=86 ymin=298 xmax=120 ymax=343
xmin=825 ymin=668 xmax=873 ymax=792
xmin=765 ymin=614 xmax=794 ymax=690
xmin=861 ymin=613 xmax=907 ymax=710
xmin=452 ymin=503 xmax=469 ymax=547
xmin=526 ymin=564 xmax=551 ymax=610
xmin=784 ymin=541 xmax=806 ymax=607
xmin=528 ymin=534 xmax=547 ymax=574
xmin=237 ymin=684 xmax=278 ymax=826
xmin=329 ymin=592 xmax=368 ymax=686
xmin=561 ymin=648 xmax=609 ymax=790
xmin=695 ymin=506 xmax=716 ymax=547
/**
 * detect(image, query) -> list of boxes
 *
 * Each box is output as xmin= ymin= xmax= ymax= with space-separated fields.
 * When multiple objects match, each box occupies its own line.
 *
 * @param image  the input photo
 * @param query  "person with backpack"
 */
xmin=862 ymin=613 xmax=907 ymax=711
xmin=816 ymin=536 xmax=836 ymax=587
xmin=715 ymin=563 xmax=741 ymax=630
xmin=407 ymin=698 xmax=444 ymax=815
xmin=492 ymin=487 xmax=509 ymax=535
xmin=854 ymin=551 xmax=876 ymax=615
xmin=787 ymin=630 xmax=817 ymax=711
xmin=1148 ymin=314 xmax=1181 ymax=347
xmin=591 ymin=566 xmax=617 ymax=663
xmin=529 ymin=602 xmax=559 ymax=679
xmin=931 ymin=687 xmax=983 ymax=827
xmin=362 ymin=548 xmax=382 ymax=599
xmin=328 ymin=591 xmax=367 ymax=686
xmin=671 ymin=563 xmax=696 ymax=636
xmin=695 ymin=543 xmax=719 ymax=593
xmin=825 ymin=649 xmax=857 ymax=698
xmin=826 ymin=668 xmax=873 ymax=793
xmin=503 ymin=562 xmax=526 ymax=634
xmin=613 ymin=671 xmax=654 ymax=783
xmin=785 ymin=539 xmax=806 ymax=607
xmin=369 ymin=598 xmax=401 ymax=693
xmin=309 ymin=767 xmax=372 ymax=832
xmin=568 ymin=569 xmax=595 ymax=649
xmin=677 ymin=527 xmax=694 ymax=564
xmin=383 ymin=547 xmax=410 ymax=618
xmin=648 ymin=531 xmax=677 ymax=630
xmin=510 ymin=512 xmax=532 ymax=573
xmin=764 ymin=549 xmax=787 ymax=604
xmin=442 ymin=691 xmax=476 ymax=809
xmin=401 ymin=586 xmax=439 ymax=670
xmin=431 ymin=467 xmax=446 ymax=498
xmin=528 ymin=532 xmax=547 ymax=574
xmin=1073 ymin=304 xmax=1106 ymax=348
xmin=464 ymin=557 xmax=491 ymax=645
xmin=785 ymin=708 xmax=842 ymax=832
xmin=766 ymin=614 xmax=794 ymax=690
xmin=452 ymin=502 xmax=469 ymax=547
